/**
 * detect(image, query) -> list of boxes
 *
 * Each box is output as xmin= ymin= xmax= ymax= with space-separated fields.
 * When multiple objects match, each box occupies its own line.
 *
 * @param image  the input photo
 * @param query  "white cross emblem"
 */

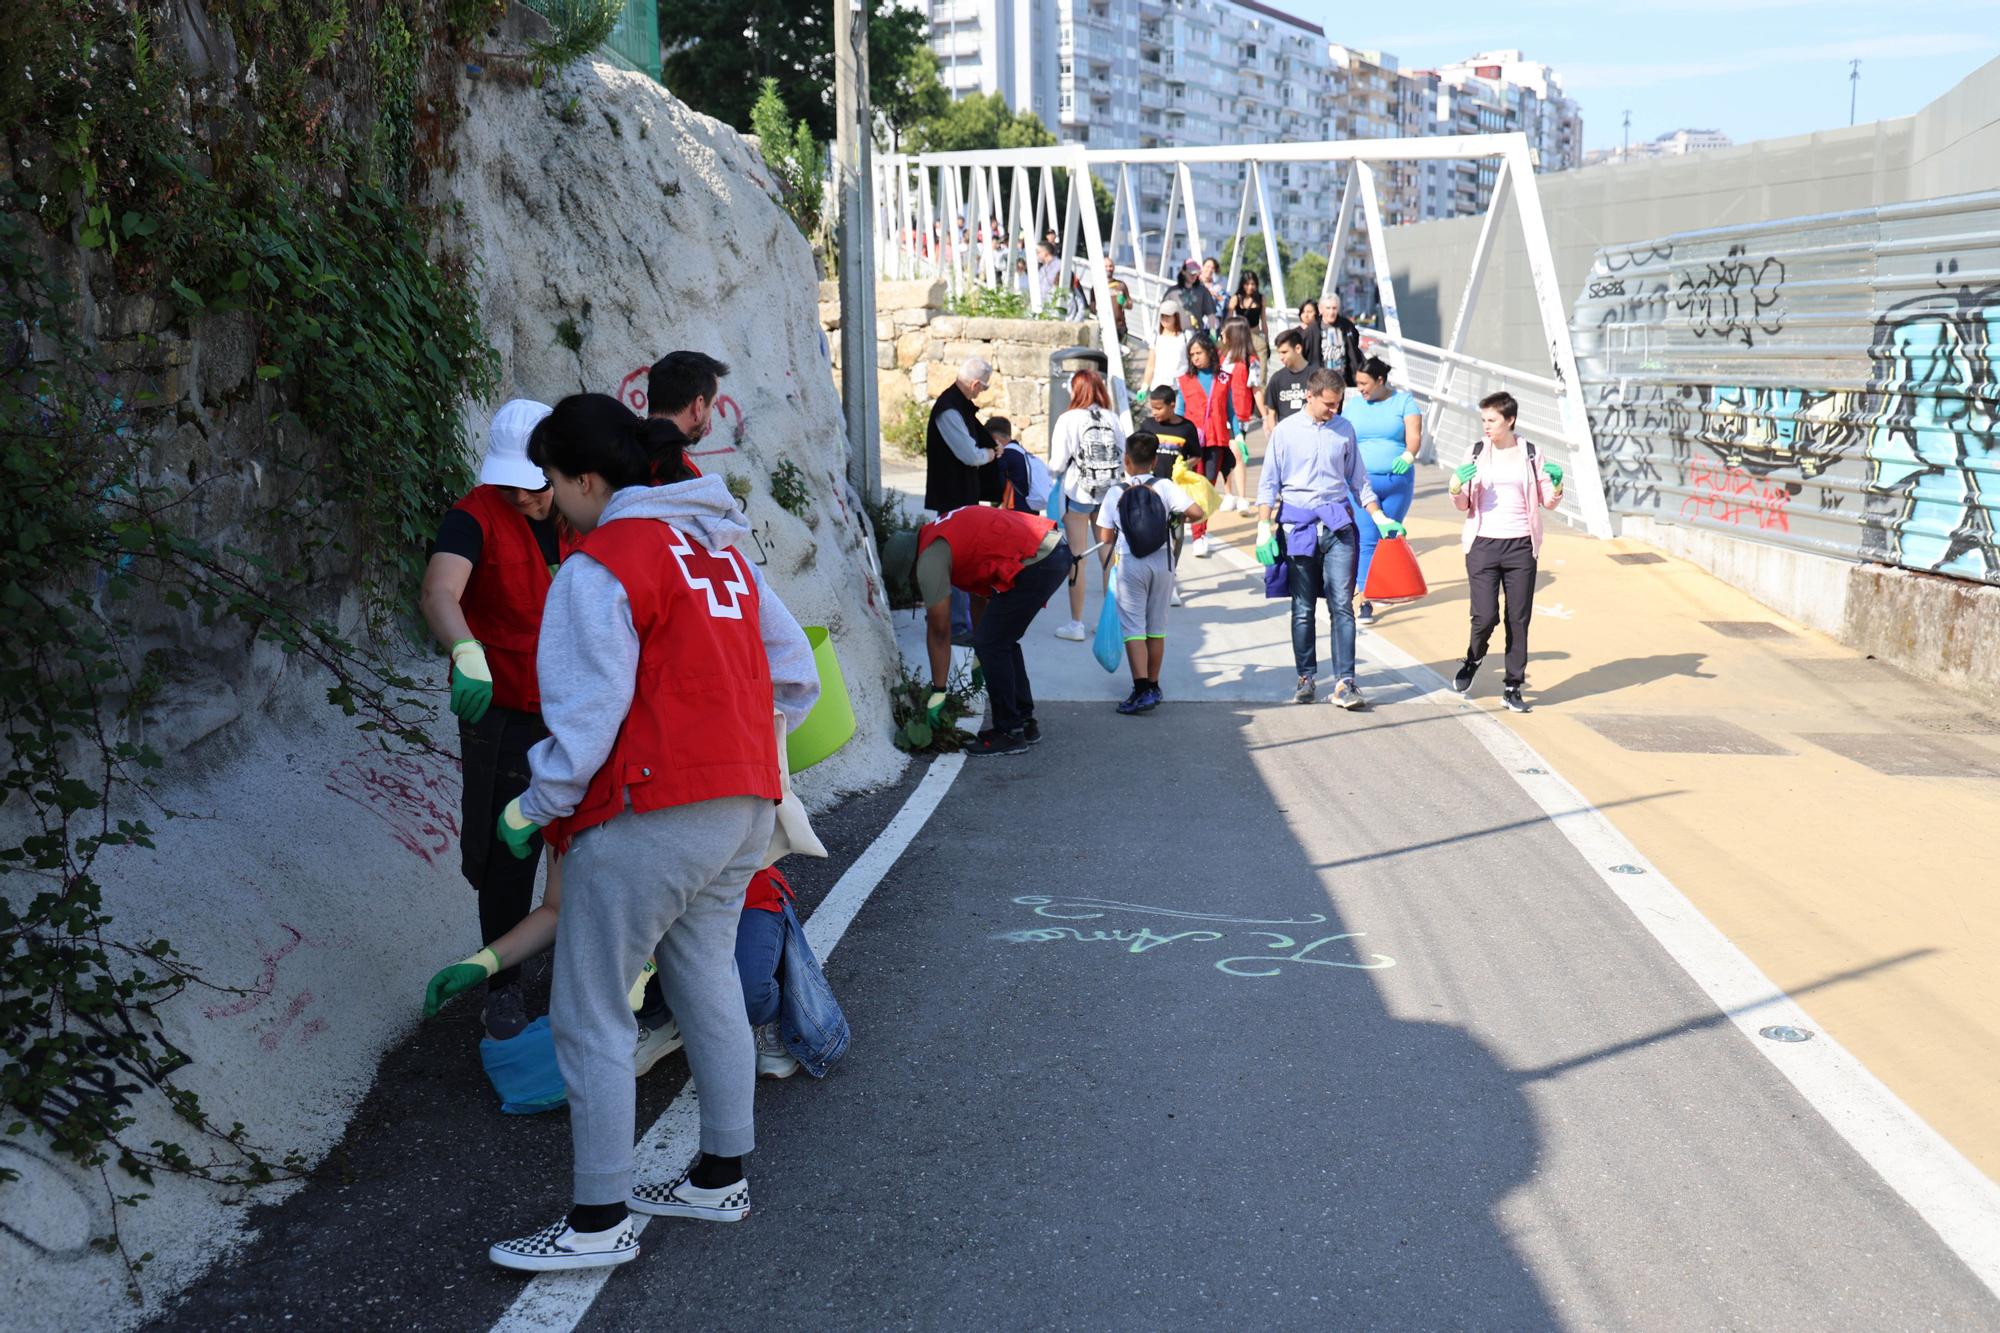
xmin=665 ymin=525 xmax=751 ymax=620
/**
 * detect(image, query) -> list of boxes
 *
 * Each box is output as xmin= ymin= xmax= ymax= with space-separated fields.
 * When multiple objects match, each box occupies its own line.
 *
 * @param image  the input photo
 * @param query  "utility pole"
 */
xmin=1621 ymin=110 xmax=1631 ymax=161
xmin=1849 ymin=59 xmax=1861 ymax=126
xmin=834 ymin=0 xmax=880 ymax=504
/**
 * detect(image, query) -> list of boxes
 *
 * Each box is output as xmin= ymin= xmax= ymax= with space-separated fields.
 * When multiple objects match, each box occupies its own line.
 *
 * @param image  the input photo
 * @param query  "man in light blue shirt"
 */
xmin=1255 ymin=369 xmax=1405 ymax=707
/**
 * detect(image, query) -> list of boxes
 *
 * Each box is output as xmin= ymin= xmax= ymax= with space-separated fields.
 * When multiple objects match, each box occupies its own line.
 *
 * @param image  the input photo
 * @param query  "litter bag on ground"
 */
xmin=480 ymin=1014 xmax=567 ymax=1115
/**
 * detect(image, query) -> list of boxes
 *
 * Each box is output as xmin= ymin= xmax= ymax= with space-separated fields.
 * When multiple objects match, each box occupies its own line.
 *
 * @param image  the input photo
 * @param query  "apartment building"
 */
xmin=921 ymin=0 xmax=1338 ymax=290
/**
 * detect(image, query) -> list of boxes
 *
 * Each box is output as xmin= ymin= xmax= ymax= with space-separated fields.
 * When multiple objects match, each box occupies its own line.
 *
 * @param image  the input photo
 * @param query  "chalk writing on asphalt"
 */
xmin=999 ymin=926 xmax=1226 ymax=953
xmin=1010 ymin=894 xmax=1330 ymax=926
xmin=999 ymin=899 xmax=1394 ymax=977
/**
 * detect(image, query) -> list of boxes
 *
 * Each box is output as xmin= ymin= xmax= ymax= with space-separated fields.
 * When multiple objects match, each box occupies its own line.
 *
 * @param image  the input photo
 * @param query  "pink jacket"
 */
xmin=1452 ymin=441 xmax=1564 ymax=556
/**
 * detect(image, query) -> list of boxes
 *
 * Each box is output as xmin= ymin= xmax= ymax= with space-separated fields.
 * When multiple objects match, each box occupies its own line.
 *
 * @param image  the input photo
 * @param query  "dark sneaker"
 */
xmin=1136 ymin=685 xmax=1163 ymax=712
xmin=1331 ymin=679 xmax=1366 ymax=710
xmin=966 ymin=729 xmax=1029 ymax=757
xmin=1116 ymin=688 xmax=1147 ymax=715
xmin=489 ymin=1217 xmax=639 ymax=1272
xmin=631 ymin=1160 xmax=751 ymax=1223
xmin=1451 ymin=660 xmax=1478 ymax=695
xmin=1021 ymin=717 xmax=1041 ymax=745
xmin=1502 ymin=686 xmax=1530 ymax=713
xmin=482 ymin=987 xmax=528 ymax=1042
xmin=1357 ymin=600 xmax=1375 ymax=625
xmin=1293 ymin=675 xmax=1315 ymax=705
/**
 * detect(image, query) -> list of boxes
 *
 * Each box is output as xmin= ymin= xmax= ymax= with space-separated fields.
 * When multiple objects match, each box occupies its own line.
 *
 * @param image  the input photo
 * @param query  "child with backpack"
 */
xmin=1095 ymin=430 xmax=1207 ymax=714
xmin=989 ymin=416 xmax=1053 ymax=515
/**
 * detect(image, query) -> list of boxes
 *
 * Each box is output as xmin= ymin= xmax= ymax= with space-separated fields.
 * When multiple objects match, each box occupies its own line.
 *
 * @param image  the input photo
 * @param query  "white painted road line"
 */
xmin=1211 ymin=538 xmax=2000 ymax=1300
xmin=488 ymin=752 xmax=970 ymax=1333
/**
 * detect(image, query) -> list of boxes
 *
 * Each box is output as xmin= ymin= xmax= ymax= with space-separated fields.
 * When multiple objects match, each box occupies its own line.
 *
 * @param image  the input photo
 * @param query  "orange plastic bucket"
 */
xmin=1362 ymin=537 xmax=1429 ymax=604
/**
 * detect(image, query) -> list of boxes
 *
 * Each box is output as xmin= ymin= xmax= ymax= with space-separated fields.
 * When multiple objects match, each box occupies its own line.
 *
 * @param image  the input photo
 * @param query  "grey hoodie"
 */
xmin=518 ymin=477 xmax=820 ymax=827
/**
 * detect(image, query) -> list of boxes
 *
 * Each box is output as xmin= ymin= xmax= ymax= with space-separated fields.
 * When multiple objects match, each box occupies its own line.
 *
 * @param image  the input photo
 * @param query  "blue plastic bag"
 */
xmin=480 ymin=1014 xmax=568 ymax=1115
xmin=1092 ymin=573 xmax=1123 ymax=673
xmin=1046 ymin=475 xmax=1065 ymax=523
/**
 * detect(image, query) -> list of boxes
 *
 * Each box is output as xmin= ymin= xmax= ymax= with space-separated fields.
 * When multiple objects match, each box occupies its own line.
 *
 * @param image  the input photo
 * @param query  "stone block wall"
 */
xmin=823 ymin=279 xmax=1098 ymax=454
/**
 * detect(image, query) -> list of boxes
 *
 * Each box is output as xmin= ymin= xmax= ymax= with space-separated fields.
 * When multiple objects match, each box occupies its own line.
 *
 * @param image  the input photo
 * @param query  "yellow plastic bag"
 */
xmin=1172 ymin=460 xmax=1224 ymax=524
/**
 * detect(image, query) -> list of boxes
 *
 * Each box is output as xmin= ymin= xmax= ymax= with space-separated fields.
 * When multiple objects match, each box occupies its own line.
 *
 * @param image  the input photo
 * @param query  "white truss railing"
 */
xmin=871 ymin=135 xmax=1612 ymax=538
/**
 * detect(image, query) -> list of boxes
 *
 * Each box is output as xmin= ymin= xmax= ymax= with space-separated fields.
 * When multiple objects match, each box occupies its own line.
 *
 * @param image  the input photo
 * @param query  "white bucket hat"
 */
xmin=480 ymin=399 xmax=553 ymax=489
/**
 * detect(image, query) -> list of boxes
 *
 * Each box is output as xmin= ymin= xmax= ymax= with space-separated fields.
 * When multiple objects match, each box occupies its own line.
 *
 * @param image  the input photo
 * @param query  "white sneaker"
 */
xmin=1192 ymin=535 xmax=1211 ymax=558
xmin=634 ymin=1015 xmax=683 ymax=1078
xmin=489 ymin=1218 xmax=639 ymax=1272
xmin=1053 ymin=619 xmax=1087 ymax=641
xmin=754 ymin=1021 xmax=800 ymax=1080
xmin=630 ymin=1160 xmax=751 ymax=1222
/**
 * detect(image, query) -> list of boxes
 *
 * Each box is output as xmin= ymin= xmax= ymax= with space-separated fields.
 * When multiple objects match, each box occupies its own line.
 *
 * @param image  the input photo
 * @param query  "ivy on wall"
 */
xmin=0 ymin=0 xmax=515 ymax=1294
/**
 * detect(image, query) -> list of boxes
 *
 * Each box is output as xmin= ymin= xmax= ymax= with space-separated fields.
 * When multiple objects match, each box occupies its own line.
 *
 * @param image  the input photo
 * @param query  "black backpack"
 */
xmin=1118 ymin=476 xmax=1170 ymax=559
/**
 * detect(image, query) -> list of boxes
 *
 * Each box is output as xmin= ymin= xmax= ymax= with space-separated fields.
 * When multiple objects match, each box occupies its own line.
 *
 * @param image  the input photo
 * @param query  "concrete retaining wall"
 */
xmin=1385 ymin=56 xmax=2000 ymax=700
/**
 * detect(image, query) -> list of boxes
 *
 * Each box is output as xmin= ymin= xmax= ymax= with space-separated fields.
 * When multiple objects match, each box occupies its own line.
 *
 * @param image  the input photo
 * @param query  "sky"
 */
xmin=1295 ymin=0 xmax=2000 ymax=153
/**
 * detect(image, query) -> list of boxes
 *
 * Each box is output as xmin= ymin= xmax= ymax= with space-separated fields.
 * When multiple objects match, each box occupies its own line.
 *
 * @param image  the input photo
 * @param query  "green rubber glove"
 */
xmin=1389 ymin=455 xmax=1413 ymax=475
xmin=1254 ymin=520 xmax=1279 ymax=567
xmin=1373 ymin=513 xmax=1408 ymax=539
xmin=925 ymin=690 xmax=948 ymax=726
xmin=449 ymin=639 xmax=493 ymax=724
xmin=1451 ymin=461 xmax=1478 ymax=491
xmin=497 ymin=796 xmax=541 ymax=860
xmin=628 ymin=959 xmax=657 ymax=1012
xmin=1544 ymin=461 xmax=1565 ymax=487
xmin=969 ymin=664 xmax=985 ymax=692
xmin=1236 ymin=440 xmax=1251 ymax=467
xmin=424 ymin=946 xmax=498 ymax=1017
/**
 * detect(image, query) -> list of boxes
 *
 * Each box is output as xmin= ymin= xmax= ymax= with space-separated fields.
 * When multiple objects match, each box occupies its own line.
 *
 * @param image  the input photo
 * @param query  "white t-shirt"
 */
xmin=1097 ymin=475 xmax=1195 ymax=558
xmin=1048 ymin=406 xmax=1128 ymax=505
xmin=1149 ymin=330 xmax=1190 ymax=390
xmin=1475 ymin=443 xmax=1534 ymax=539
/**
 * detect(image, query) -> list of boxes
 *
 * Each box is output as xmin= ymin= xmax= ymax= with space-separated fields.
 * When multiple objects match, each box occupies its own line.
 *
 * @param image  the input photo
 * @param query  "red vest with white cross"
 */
xmin=543 ymin=517 xmax=780 ymax=853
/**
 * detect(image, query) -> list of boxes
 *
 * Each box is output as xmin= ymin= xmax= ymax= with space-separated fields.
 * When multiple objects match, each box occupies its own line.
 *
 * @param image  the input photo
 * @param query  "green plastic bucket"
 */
xmin=786 ymin=626 xmax=856 ymax=771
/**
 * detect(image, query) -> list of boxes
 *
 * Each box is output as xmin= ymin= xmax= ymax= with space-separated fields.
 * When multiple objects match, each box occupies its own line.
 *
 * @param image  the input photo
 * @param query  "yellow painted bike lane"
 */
xmin=1358 ymin=478 xmax=2000 ymax=1180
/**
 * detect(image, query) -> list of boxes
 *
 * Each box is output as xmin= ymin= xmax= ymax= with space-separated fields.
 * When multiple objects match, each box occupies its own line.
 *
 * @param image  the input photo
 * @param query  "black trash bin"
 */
xmin=1047 ymin=345 xmax=1109 ymax=433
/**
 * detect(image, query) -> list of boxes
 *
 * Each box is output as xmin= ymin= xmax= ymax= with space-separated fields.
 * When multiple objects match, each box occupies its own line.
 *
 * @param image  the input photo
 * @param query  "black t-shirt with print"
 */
xmin=1264 ymin=366 xmax=1313 ymax=424
xmin=1147 ymin=413 xmax=1200 ymax=479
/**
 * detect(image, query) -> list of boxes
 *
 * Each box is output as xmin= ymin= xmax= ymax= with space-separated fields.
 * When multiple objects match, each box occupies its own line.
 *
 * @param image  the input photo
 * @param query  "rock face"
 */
xmin=1 ymin=32 xmax=903 ymax=1333
xmin=449 ymin=52 xmax=903 ymax=806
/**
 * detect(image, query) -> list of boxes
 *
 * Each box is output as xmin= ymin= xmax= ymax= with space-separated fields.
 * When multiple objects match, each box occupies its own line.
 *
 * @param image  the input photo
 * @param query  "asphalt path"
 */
xmin=155 ymin=539 xmax=1999 ymax=1329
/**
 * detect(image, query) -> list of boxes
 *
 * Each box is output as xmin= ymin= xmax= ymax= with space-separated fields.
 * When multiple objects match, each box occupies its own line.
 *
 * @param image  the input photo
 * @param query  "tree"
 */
xmin=1217 ymin=233 xmax=1326 ymax=307
xmin=906 ymin=92 xmax=1055 ymax=153
xmin=660 ymin=0 xmax=939 ymax=145
xmin=750 ymin=78 xmax=824 ymax=237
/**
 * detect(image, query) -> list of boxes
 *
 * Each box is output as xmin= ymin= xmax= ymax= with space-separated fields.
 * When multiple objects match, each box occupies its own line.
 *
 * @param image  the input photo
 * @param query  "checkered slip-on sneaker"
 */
xmin=629 ymin=1161 xmax=751 ymax=1222
xmin=489 ymin=1218 xmax=639 ymax=1272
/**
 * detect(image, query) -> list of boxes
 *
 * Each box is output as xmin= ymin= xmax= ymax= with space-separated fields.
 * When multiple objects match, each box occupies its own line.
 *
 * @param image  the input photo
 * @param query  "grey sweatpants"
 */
xmin=552 ymin=794 xmax=776 ymax=1206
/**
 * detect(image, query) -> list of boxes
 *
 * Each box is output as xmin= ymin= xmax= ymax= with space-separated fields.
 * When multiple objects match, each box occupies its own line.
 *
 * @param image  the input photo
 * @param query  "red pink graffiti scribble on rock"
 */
xmin=1681 ymin=459 xmax=1794 ymax=533
xmin=615 ymin=366 xmax=742 ymax=459
xmin=202 ymin=923 xmax=332 ymax=1051
xmin=326 ymin=750 xmax=461 ymax=865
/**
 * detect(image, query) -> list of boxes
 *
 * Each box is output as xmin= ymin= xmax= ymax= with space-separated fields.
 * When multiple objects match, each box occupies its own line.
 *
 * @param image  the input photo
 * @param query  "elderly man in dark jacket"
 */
xmin=925 ymin=355 xmax=1003 ymax=513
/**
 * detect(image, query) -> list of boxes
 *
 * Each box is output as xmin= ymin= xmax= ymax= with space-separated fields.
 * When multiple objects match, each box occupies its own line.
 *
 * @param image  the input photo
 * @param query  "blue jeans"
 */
xmin=1289 ymin=523 xmax=1360 ymax=682
xmin=734 ymin=905 xmax=785 ymax=1027
xmin=1354 ymin=468 xmax=1416 ymax=599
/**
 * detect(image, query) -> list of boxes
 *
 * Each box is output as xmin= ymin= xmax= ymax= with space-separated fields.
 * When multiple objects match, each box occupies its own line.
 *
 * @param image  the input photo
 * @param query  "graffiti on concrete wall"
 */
xmin=1864 ymin=266 xmax=2000 ymax=579
xmin=1573 ymin=201 xmax=2000 ymax=585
